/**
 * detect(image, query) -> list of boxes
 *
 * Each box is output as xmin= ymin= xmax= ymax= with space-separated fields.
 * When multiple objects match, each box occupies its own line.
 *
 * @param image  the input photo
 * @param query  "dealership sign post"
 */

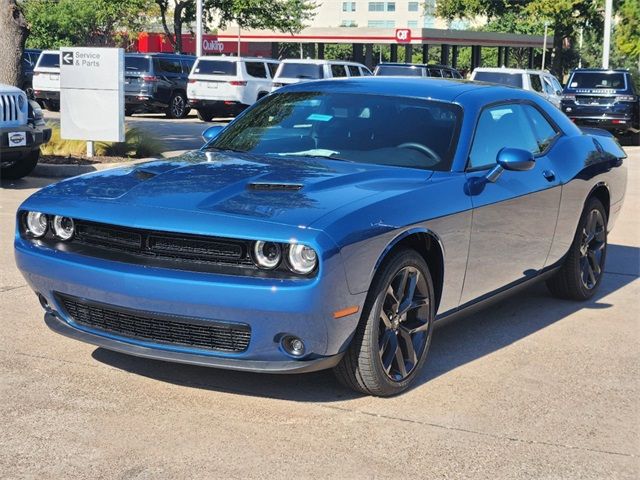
xmin=60 ymin=48 xmax=124 ymax=157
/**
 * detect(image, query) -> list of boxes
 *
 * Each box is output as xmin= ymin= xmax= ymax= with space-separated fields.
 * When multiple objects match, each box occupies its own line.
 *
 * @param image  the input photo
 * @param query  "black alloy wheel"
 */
xmin=167 ymin=92 xmax=188 ymax=119
xmin=334 ymin=249 xmax=435 ymax=396
xmin=547 ymin=197 xmax=608 ymax=300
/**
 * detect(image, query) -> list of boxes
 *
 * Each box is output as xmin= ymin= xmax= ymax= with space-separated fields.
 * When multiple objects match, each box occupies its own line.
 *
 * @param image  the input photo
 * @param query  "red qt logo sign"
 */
xmin=395 ymin=29 xmax=411 ymax=43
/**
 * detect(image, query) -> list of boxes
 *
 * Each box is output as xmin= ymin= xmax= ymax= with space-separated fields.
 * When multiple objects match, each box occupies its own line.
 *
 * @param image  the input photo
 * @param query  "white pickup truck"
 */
xmin=1 ymin=83 xmax=51 ymax=179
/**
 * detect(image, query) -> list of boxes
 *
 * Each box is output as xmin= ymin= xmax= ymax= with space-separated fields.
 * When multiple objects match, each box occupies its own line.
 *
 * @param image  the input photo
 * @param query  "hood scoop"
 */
xmin=248 ymin=182 xmax=303 ymax=192
xmin=134 ymin=169 xmax=159 ymax=181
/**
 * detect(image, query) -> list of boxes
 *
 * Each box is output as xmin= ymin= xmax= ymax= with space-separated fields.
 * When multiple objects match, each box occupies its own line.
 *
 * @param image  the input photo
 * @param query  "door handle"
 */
xmin=543 ymin=170 xmax=556 ymax=182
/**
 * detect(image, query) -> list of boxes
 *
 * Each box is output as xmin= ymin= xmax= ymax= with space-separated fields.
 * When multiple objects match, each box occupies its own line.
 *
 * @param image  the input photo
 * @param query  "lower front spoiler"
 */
xmin=44 ymin=312 xmax=343 ymax=374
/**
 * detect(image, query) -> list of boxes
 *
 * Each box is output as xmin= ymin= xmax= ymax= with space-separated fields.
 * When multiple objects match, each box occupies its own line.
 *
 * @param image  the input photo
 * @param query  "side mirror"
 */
xmin=202 ymin=125 xmax=224 ymax=142
xmin=486 ymin=148 xmax=535 ymax=182
xmin=556 ymin=89 xmax=562 ymax=96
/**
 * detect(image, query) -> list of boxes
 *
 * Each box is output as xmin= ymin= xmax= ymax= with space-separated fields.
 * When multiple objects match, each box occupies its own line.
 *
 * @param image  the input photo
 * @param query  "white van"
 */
xmin=470 ymin=67 xmax=564 ymax=108
xmin=272 ymin=59 xmax=372 ymax=91
xmin=32 ymin=50 xmax=61 ymax=111
xmin=187 ymin=56 xmax=280 ymax=121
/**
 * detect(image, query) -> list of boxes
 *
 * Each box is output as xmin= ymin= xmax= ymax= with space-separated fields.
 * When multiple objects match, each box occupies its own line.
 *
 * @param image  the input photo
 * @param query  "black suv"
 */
xmin=124 ymin=53 xmax=196 ymax=119
xmin=374 ymin=63 xmax=463 ymax=79
xmin=20 ymin=48 xmax=42 ymax=99
xmin=561 ymin=68 xmax=639 ymax=145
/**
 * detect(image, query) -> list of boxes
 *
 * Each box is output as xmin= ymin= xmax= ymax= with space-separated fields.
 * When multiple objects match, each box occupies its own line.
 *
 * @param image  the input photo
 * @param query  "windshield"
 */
xmin=278 ymin=63 xmax=324 ymax=79
xmin=193 ymin=60 xmax=237 ymax=76
xmin=568 ymin=72 xmax=626 ymax=90
xmin=37 ymin=53 xmax=60 ymax=69
xmin=209 ymin=92 xmax=461 ymax=171
xmin=473 ymin=71 xmax=523 ymax=88
xmin=125 ymin=56 xmax=150 ymax=72
xmin=375 ymin=65 xmax=424 ymax=77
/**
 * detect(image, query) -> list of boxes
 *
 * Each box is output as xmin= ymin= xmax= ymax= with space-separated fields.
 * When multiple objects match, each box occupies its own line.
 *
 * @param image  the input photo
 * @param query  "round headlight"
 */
xmin=288 ymin=244 xmax=317 ymax=274
xmin=253 ymin=241 xmax=281 ymax=269
xmin=25 ymin=211 xmax=48 ymax=237
xmin=52 ymin=215 xmax=75 ymax=241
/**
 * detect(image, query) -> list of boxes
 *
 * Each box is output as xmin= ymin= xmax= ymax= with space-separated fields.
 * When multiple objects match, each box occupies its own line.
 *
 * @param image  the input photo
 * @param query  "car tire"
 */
xmin=125 ymin=107 xmax=135 ymax=117
xmin=44 ymin=100 xmax=59 ymax=112
xmin=1 ymin=149 xmax=40 ymax=180
xmin=166 ymin=92 xmax=188 ymax=119
xmin=547 ymin=197 xmax=608 ymax=301
xmin=632 ymin=131 xmax=640 ymax=147
xmin=196 ymin=109 xmax=213 ymax=122
xmin=333 ymin=249 xmax=435 ymax=396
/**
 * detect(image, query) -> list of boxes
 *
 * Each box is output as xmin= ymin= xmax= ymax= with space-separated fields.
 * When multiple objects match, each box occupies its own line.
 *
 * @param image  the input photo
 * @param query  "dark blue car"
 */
xmin=15 ymin=78 xmax=627 ymax=396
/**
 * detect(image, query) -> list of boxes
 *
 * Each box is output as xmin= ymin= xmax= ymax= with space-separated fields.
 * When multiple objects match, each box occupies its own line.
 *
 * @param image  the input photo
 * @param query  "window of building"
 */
xmin=342 ymin=1 xmax=356 ymax=12
xmin=423 ymin=16 xmax=435 ymax=28
xmin=407 ymin=20 xmax=418 ymax=28
xmin=367 ymin=20 xmax=396 ymax=28
xmin=408 ymin=2 xmax=419 ymax=11
xmin=368 ymin=1 xmax=394 ymax=12
xmin=340 ymin=20 xmax=358 ymax=27
xmin=387 ymin=2 xmax=395 ymax=11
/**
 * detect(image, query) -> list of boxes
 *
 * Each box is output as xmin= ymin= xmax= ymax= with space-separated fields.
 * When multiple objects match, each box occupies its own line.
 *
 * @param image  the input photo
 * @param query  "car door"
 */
xmin=244 ymin=61 xmax=270 ymax=102
xmin=460 ymin=102 xmax=562 ymax=303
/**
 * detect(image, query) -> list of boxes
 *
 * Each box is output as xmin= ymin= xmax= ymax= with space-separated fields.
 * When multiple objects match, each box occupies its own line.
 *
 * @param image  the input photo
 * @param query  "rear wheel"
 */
xmin=547 ymin=197 xmax=607 ymax=300
xmin=196 ymin=109 xmax=214 ymax=122
xmin=334 ymin=249 xmax=435 ymax=396
xmin=1 ymin=150 xmax=39 ymax=180
xmin=166 ymin=92 xmax=188 ymax=119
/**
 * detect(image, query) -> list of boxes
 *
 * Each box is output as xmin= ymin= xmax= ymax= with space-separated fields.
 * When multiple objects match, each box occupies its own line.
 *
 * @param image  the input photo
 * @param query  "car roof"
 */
xmin=278 ymin=76 xmax=522 ymax=103
xmin=194 ymin=56 xmax=279 ymax=63
xmin=569 ymin=68 xmax=630 ymax=73
xmin=377 ymin=62 xmax=455 ymax=69
xmin=280 ymin=58 xmax=364 ymax=66
xmin=126 ymin=53 xmax=195 ymax=58
xmin=473 ymin=67 xmax=552 ymax=75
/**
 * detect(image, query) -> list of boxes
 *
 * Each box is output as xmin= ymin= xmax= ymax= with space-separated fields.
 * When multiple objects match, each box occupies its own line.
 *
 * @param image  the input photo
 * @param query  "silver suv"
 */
xmin=471 ymin=67 xmax=563 ymax=108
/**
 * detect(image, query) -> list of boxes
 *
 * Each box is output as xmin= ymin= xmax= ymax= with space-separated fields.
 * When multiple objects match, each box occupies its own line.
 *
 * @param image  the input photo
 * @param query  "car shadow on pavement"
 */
xmin=1 ymin=176 xmax=58 ymax=190
xmin=92 ymin=244 xmax=638 ymax=402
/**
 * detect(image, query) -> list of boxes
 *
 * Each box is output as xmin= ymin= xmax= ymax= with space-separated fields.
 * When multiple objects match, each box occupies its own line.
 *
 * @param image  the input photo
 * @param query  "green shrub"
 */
xmin=41 ymin=123 xmax=165 ymax=159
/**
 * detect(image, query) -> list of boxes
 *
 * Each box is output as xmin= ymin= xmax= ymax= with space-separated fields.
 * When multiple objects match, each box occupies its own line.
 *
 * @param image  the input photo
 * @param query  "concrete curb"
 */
xmin=33 ymin=158 xmax=156 ymax=178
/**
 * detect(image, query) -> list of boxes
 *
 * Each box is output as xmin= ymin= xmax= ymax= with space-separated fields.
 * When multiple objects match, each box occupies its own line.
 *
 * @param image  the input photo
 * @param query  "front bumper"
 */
xmin=1 ymin=124 xmax=51 ymax=157
xmin=15 ymin=231 xmax=365 ymax=373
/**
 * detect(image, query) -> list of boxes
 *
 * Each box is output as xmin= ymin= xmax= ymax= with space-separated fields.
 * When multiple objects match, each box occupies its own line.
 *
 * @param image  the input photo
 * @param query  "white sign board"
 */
xmin=60 ymin=47 xmax=124 ymax=142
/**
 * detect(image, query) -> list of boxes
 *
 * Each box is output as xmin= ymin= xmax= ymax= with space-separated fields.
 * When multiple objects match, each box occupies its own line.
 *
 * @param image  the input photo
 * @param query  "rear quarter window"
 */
xmin=245 ymin=62 xmax=267 ymax=78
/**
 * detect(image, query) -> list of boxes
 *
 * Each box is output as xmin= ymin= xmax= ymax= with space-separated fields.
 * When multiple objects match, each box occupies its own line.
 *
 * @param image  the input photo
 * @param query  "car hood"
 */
xmin=28 ymin=150 xmax=433 ymax=230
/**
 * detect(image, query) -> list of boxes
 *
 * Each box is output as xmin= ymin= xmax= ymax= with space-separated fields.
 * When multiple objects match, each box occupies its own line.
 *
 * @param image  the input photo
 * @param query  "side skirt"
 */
xmin=434 ymin=266 xmax=561 ymax=329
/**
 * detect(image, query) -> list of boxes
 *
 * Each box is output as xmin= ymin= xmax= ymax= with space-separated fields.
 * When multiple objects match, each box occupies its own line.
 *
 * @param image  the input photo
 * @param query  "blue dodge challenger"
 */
xmin=15 ymin=78 xmax=627 ymax=396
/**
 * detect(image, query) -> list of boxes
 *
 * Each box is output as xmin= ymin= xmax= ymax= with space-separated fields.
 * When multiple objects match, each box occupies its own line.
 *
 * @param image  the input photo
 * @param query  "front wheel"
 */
xmin=1 ymin=149 xmax=40 ymax=180
xmin=547 ymin=197 xmax=607 ymax=300
xmin=334 ymin=249 xmax=435 ymax=396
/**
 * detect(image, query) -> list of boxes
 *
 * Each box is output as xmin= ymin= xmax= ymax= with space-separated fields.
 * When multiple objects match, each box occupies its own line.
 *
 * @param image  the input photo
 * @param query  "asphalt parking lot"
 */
xmin=1 ymin=148 xmax=638 ymax=479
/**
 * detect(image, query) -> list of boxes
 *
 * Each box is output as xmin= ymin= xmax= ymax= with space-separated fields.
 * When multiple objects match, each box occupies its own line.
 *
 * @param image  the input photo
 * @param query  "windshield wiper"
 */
xmin=268 ymin=150 xmax=351 ymax=162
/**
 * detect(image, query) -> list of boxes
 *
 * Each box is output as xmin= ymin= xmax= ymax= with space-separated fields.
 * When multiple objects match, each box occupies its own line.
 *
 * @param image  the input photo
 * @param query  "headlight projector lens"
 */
xmin=53 ymin=215 xmax=75 ymax=240
xmin=254 ymin=241 xmax=281 ymax=269
xmin=288 ymin=244 xmax=317 ymax=274
xmin=25 ymin=211 xmax=48 ymax=237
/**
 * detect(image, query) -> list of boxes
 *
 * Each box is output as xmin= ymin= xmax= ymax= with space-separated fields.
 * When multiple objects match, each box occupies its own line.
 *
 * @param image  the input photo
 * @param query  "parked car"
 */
xmin=561 ymin=68 xmax=639 ymax=145
xmin=20 ymin=49 xmax=42 ymax=99
xmin=374 ymin=62 xmax=463 ymax=79
xmin=271 ymin=59 xmax=371 ymax=90
xmin=1 ymin=83 xmax=51 ymax=179
xmin=15 ymin=78 xmax=626 ymax=396
xmin=124 ymin=53 xmax=196 ymax=118
xmin=471 ymin=67 xmax=563 ymax=108
xmin=187 ymin=56 xmax=280 ymax=121
xmin=32 ymin=50 xmax=60 ymax=111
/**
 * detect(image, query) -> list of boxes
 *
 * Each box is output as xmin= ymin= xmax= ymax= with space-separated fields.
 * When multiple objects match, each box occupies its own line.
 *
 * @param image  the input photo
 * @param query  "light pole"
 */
xmin=196 ymin=0 xmax=203 ymax=57
xmin=602 ymin=0 xmax=612 ymax=68
xmin=541 ymin=21 xmax=549 ymax=70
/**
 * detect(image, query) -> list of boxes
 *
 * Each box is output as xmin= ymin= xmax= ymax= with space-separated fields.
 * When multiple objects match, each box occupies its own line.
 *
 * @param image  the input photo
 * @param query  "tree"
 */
xmin=614 ymin=0 xmax=640 ymax=60
xmin=0 ymin=0 xmax=28 ymax=87
xmin=436 ymin=0 xmax=604 ymax=78
xmin=155 ymin=0 xmax=316 ymax=53
xmin=23 ymin=0 xmax=155 ymax=49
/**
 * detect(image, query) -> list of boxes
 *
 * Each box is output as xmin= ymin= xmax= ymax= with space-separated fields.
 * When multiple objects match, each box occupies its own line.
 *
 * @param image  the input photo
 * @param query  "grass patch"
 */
xmin=41 ymin=123 xmax=165 ymax=159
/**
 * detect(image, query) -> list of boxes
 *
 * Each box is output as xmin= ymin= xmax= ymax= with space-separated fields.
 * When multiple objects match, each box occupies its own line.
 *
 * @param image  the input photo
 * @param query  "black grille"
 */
xmin=73 ymin=220 xmax=253 ymax=268
xmin=57 ymin=293 xmax=251 ymax=353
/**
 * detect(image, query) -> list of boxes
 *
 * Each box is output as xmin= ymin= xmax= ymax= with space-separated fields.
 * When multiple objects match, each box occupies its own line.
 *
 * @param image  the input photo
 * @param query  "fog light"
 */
xmin=53 ymin=215 xmax=75 ymax=240
xmin=281 ymin=335 xmax=305 ymax=357
xmin=37 ymin=293 xmax=50 ymax=311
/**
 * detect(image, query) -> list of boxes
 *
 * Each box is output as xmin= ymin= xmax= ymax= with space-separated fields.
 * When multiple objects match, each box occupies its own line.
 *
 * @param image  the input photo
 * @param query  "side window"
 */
xmin=267 ymin=62 xmax=279 ymax=78
xmin=468 ymin=104 xmax=540 ymax=170
xmin=428 ymin=68 xmax=442 ymax=77
xmin=181 ymin=59 xmax=195 ymax=74
xmin=245 ymin=61 xmax=267 ymax=78
xmin=156 ymin=58 xmax=182 ymax=74
xmin=442 ymin=69 xmax=453 ymax=78
xmin=523 ymin=105 xmax=559 ymax=152
xmin=529 ymin=74 xmax=543 ymax=93
xmin=347 ymin=65 xmax=360 ymax=77
xmin=542 ymin=76 xmax=555 ymax=95
xmin=360 ymin=67 xmax=372 ymax=76
xmin=331 ymin=64 xmax=347 ymax=78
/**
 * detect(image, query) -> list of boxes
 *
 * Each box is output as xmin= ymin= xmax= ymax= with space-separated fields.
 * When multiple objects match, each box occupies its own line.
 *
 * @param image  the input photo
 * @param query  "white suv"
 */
xmin=272 ymin=59 xmax=372 ymax=91
xmin=470 ymin=67 xmax=564 ymax=108
xmin=187 ymin=56 xmax=280 ymax=121
xmin=32 ymin=50 xmax=61 ymax=111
